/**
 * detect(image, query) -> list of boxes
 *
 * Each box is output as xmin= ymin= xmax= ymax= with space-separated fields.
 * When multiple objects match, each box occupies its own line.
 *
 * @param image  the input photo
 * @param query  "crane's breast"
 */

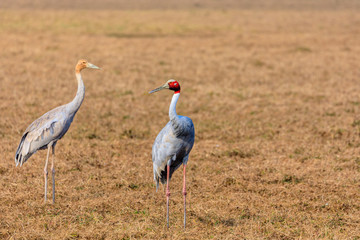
xmin=152 ymin=120 xmax=193 ymax=164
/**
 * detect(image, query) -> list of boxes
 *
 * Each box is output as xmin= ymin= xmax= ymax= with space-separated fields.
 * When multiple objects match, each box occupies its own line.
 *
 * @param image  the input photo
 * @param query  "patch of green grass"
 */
xmin=252 ymin=59 xmax=265 ymax=67
xmin=120 ymin=129 xmax=149 ymax=139
xmin=350 ymin=101 xmax=360 ymax=106
xmin=282 ymin=174 xmax=302 ymax=184
xmin=261 ymin=129 xmax=279 ymax=140
xmin=325 ymin=112 xmax=336 ymax=117
xmin=220 ymin=218 xmax=236 ymax=226
xmin=122 ymin=90 xmax=133 ymax=96
xmin=270 ymin=214 xmax=286 ymax=224
xmin=100 ymin=111 xmax=113 ymax=119
xmin=87 ymin=133 xmax=100 ymax=140
xmin=294 ymin=46 xmax=312 ymax=52
xmin=67 ymin=232 xmax=80 ymax=239
xmin=294 ymin=147 xmax=304 ymax=155
xmin=239 ymin=208 xmax=252 ymax=220
xmin=223 ymin=148 xmax=258 ymax=158
xmin=231 ymin=91 xmax=245 ymax=100
xmin=333 ymin=128 xmax=344 ymax=139
xmin=128 ymin=183 xmax=139 ymax=190
xmin=134 ymin=210 xmax=147 ymax=215
xmin=327 ymin=214 xmax=345 ymax=228
xmin=223 ymin=177 xmax=236 ymax=186
xmin=352 ymin=120 xmax=360 ymax=127
xmin=0 ymin=167 xmax=7 ymax=175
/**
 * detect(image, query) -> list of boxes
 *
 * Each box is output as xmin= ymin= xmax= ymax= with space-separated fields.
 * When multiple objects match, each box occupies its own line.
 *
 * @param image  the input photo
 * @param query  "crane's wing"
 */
xmin=15 ymin=105 xmax=72 ymax=166
xmin=152 ymin=117 xmax=195 ymax=190
xmin=152 ymin=123 xmax=175 ymax=188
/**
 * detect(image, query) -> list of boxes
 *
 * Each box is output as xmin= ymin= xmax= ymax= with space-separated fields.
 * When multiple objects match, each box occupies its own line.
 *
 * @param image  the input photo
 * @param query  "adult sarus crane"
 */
xmin=149 ymin=79 xmax=195 ymax=228
xmin=15 ymin=59 xmax=100 ymax=203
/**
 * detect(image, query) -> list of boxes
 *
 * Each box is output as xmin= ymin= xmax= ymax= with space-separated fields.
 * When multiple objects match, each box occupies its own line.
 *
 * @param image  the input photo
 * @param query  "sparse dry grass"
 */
xmin=1 ymin=2 xmax=360 ymax=239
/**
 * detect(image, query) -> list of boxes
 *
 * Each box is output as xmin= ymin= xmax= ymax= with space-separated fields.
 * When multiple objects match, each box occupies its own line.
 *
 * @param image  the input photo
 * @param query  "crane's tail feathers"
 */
xmin=16 ymin=152 xmax=33 ymax=167
xmin=154 ymin=173 xmax=160 ymax=192
xmin=15 ymin=132 xmax=31 ymax=167
xmin=15 ymin=152 xmax=25 ymax=167
xmin=15 ymin=152 xmax=27 ymax=167
xmin=153 ymin=161 xmax=181 ymax=189
xmin=15 ymin=154 xmax=23 ymax=167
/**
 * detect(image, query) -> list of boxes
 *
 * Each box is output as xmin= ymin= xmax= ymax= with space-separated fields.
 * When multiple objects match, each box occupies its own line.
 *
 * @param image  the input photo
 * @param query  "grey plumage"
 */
xmin=15 ymin=105 xmax=74 ymax=166
xmin=152 ymin=116 xmax=194 ymax=189
xmin=149 ymin=79 xmax=195 ymax=228
xmin=14 ymin=59 xmax=100 ymax=203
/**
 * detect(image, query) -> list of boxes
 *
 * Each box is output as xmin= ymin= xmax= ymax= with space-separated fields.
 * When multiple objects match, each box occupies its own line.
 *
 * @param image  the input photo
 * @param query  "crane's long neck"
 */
xmin=67 ymin=72 xmax=85 ymax=115
xmin=169 ymin=93 xmax=180 ymax=121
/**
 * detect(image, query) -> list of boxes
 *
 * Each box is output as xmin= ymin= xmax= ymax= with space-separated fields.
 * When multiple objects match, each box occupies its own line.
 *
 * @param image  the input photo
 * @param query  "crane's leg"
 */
xmin=44 ymin=145 xmax=51 ymax=203
xmin=183 ymin=164 xmax=187 ymax=229
xmin=166 ymin=164 xmax=171 ymax=228
xmin=51 ymin=145 xmax=56 ymax=204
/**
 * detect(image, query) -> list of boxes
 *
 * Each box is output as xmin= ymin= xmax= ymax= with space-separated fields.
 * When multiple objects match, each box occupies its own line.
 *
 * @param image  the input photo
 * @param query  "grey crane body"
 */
xmin=15 ymin=104 xmax=77 ymax=166
xmin=149 ymin=79 xmax=195 ymax=228
xmin=14 ymin=60 xmax=99 ymax=203
xmin=152 ymin=115 xmax=194 ymax=189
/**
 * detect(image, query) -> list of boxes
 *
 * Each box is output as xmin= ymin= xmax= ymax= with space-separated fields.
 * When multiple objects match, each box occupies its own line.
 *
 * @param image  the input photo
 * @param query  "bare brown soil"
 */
xmin=0 ymin=2 xmax=360 ymax=239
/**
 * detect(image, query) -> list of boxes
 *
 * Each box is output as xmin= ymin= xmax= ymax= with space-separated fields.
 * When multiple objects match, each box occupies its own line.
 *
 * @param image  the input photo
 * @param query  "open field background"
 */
xmin=1 ymin=1 xmax=360 ymax=239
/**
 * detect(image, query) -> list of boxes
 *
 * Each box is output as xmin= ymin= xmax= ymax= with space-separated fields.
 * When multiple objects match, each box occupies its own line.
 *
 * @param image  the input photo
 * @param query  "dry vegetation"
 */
xmin=1 ymin=1 xmax=360 ymax=239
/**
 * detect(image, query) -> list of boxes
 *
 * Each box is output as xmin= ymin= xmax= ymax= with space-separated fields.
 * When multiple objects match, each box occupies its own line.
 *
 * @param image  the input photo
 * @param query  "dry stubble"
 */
xmin=0 ymin=4 xmax=360 ymax=240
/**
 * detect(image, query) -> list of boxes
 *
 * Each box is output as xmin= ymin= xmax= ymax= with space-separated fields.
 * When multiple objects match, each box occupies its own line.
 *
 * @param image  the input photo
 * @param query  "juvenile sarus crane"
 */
xmin=149 ymin=79 xmax=195 ymax=228
xmin=15 ymin=59 xmax=100 ymax=203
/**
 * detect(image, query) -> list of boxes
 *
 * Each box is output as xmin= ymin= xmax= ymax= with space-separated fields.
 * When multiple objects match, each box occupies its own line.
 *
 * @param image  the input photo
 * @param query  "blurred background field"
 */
xmin=1 ymin=1 xmax=360 ymax=239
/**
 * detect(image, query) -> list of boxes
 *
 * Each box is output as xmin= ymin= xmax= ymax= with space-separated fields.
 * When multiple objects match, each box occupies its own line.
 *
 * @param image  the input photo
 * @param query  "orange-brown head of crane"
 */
xmin=75 ymin=59 xmax=100 ymax=73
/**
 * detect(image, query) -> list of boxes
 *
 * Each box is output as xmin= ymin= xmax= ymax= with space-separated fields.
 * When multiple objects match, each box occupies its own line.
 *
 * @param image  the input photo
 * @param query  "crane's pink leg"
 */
xmin=183 ymin=164 xmax=187 ymax=229
xmin=44 ymin=146 xmax=51 ymax=203
xmin=51 ymin=145 xmax=56 ymax=204
xmin=166 ymin=164 xmax=170 ymax=228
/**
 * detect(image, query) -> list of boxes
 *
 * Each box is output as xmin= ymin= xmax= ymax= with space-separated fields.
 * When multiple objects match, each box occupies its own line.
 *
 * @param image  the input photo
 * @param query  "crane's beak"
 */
xmin=149 ymin=83 xmax=169 ymax=94
xmin=86 ymin=62 xmax=101 ymax=69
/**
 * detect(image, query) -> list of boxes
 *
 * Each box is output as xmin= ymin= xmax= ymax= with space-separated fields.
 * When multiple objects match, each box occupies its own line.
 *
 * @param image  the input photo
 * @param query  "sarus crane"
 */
xmin=15 ymin=59 xmax=100 ymax=203
xmin=149 ymin=79 xmax=195 ymax=228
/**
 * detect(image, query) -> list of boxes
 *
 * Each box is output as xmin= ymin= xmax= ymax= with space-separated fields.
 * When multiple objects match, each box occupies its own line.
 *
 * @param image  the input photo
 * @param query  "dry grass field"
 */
xmin=1 ymin=1 xmax=360 ymax=239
